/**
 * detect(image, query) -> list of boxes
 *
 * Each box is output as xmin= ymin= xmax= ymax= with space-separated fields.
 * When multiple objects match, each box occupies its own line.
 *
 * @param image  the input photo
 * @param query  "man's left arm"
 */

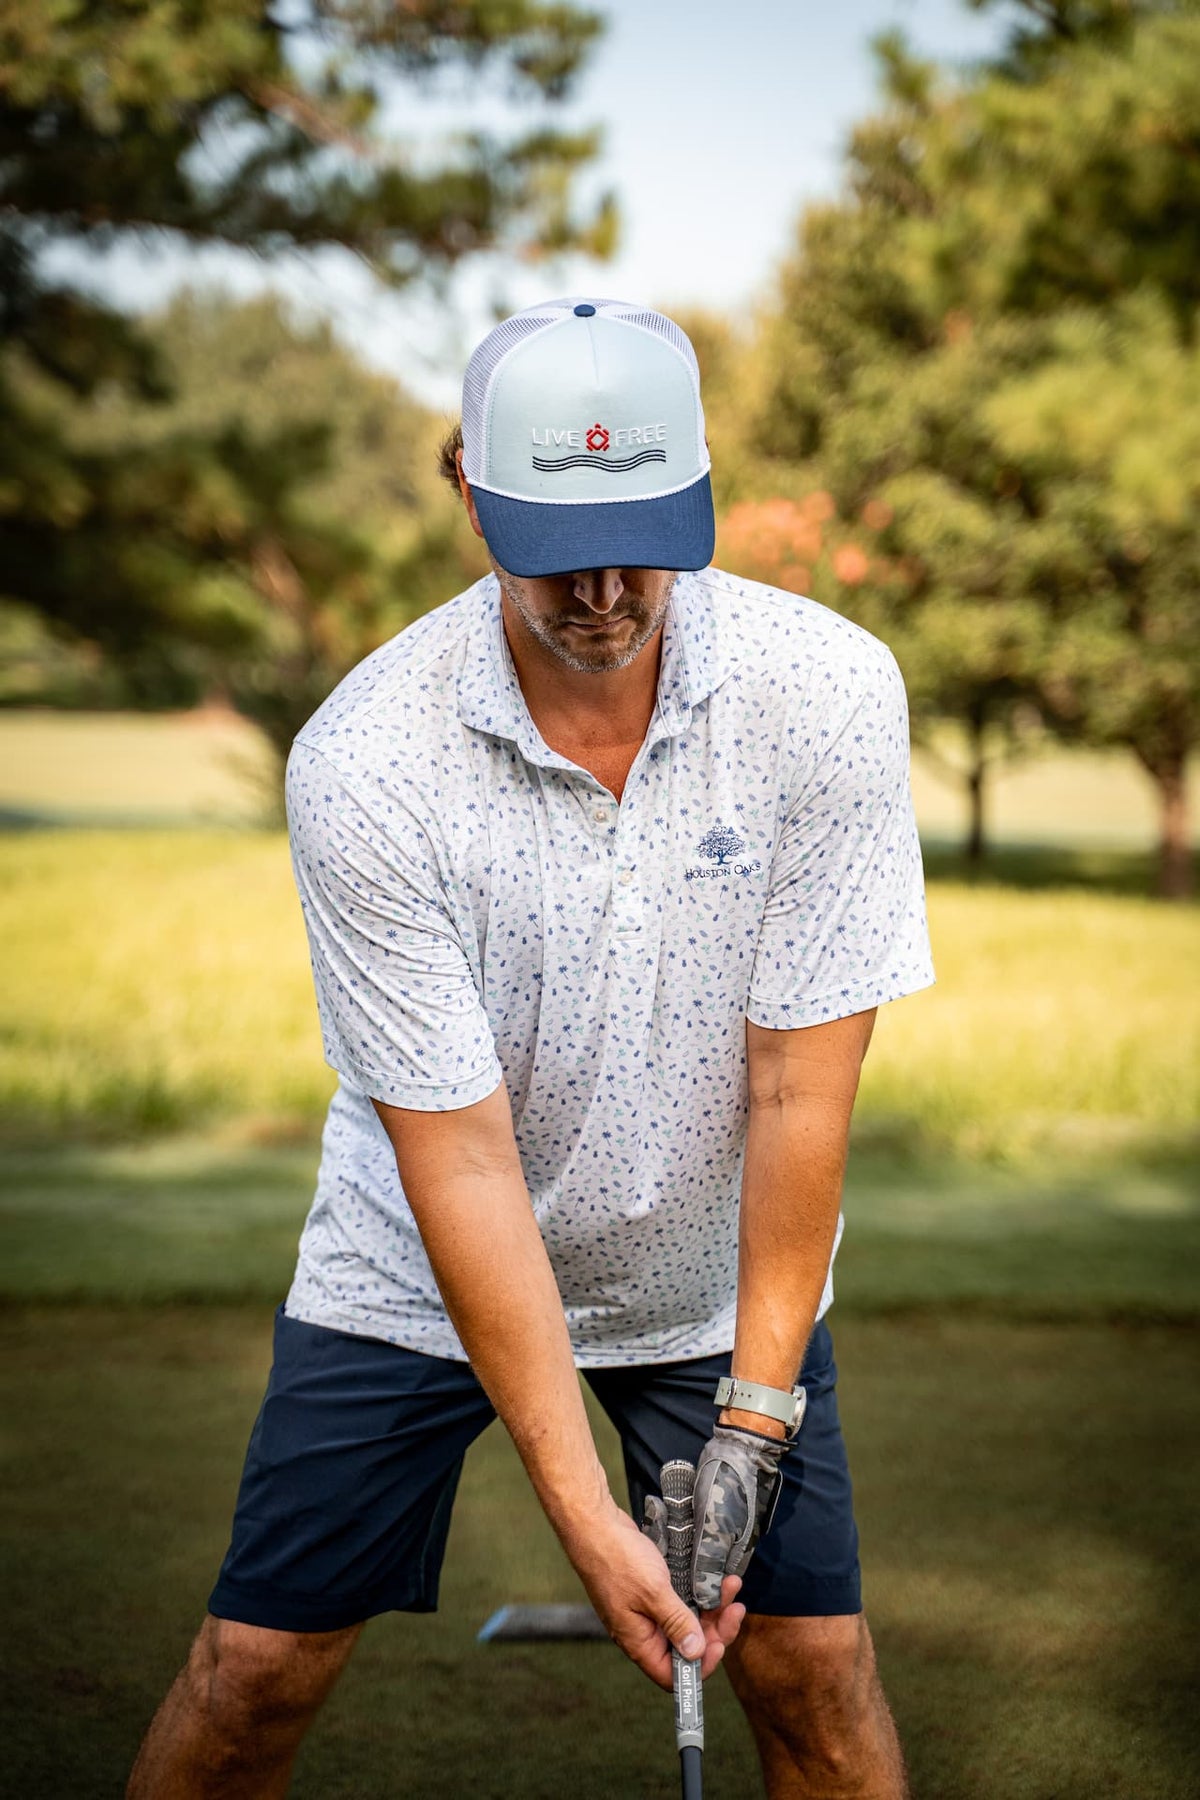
xmin=690 ymin=1009 xmax=876 ymax=1605
xmin=688 ymin=637 xmax=933 ymax=1605
xmin=726 ymin=1009 xmax=876 ymax=1423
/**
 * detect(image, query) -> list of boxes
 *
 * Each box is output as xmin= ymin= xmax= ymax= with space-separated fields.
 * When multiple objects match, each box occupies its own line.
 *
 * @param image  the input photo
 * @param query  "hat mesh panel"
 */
xmin=461 ymin=308 xmax=565 ymax=483
xmin=614 ymin=309 xmax=700 ymax=380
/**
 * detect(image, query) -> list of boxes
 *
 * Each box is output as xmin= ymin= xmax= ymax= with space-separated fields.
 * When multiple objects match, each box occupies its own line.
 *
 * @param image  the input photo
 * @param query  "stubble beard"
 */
xmin=495 ymin=568 xmax=676 ymax=674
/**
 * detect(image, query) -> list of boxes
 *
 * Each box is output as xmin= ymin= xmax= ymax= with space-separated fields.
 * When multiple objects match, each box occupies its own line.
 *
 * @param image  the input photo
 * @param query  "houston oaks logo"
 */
xmin=685 ymin=822 xmax=762 ymax=882
xmin=531 ymin=420 xmax=667 ymax=474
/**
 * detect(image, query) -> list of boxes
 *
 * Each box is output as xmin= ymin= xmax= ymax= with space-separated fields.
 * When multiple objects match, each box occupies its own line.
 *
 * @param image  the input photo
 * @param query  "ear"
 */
xmin=456 ymin=448 xmax=485 ymax=541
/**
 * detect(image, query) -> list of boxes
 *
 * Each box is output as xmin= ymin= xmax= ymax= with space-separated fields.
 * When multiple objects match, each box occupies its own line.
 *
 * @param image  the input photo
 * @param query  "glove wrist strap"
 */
xmin=713 ymin=1375 xmax=807 ymax=1440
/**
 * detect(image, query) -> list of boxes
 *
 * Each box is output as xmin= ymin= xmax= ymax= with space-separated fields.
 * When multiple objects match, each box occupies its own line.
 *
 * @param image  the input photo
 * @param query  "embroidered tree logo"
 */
xmin=698 ymin=822 xmax=745 ymax=865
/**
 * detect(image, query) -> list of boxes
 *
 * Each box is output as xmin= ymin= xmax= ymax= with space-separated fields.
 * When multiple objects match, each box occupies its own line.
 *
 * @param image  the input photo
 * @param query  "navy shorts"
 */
xmin=209 ymin=1306 xmax=862 ymax=1633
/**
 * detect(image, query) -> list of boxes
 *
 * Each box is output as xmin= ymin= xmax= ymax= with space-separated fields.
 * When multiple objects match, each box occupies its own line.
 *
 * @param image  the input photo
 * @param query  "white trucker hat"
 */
xmin=460 ymin=297 xmax=715 ymax=578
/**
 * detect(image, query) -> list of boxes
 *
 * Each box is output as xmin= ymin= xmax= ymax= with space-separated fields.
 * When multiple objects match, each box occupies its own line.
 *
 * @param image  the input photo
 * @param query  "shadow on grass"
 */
xmin=3 ymin=1139 xmax=1198 ymax=1325
xmin=919 ymin=836 xmax=1195 ymax=900
xmin=0 ymin=1138 xmax=319 ymax=1304
xmin=836 ymin=1150 xmax=1200 ymax=1326
xmin=0 ymin=805 xmax=266 ymax=833
xmin=4 ymin=817 xmax=1189 ymax=902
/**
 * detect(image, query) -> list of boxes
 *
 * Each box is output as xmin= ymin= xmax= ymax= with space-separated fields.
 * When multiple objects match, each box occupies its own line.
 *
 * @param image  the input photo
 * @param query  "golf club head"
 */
xmin=477 ymin=1603 xmax=608 ymax=1642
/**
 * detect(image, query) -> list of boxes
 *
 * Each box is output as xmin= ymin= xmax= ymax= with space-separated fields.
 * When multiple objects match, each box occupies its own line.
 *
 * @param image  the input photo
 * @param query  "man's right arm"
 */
xmin=285 ymin=749 xmax=741 ymax=1682
xmin=371 ymin=1084 xmax=744 ymax=1691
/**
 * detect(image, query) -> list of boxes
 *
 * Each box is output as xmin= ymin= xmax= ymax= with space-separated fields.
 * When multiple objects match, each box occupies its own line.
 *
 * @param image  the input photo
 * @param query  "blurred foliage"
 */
xmin=75 ymin=291 xmax=439 ymax=532
xmin=0 ymin=0 xmax=610 ymax=766
xmin=47 ymin=289 xmax=487 ymax=780
xmin=722 ymin=0 xmax=1200 ymax=895
xmin=664 ymin=306 xmax=748 ymax=514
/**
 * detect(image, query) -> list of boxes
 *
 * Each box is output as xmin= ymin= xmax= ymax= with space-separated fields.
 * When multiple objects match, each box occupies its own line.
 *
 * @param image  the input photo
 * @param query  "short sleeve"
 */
xmin=747 ymin=643 xmax=935 ymax=1028
xmin=286 ymin=740 xmax=504 ymax=1109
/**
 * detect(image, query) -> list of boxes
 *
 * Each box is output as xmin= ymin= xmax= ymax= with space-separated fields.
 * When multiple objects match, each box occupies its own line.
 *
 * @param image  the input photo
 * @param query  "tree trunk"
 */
xmin=1153 ymin=757 xmax=1192 ymax=901
xmin=965 ymin=703 xmax=988 ymax=871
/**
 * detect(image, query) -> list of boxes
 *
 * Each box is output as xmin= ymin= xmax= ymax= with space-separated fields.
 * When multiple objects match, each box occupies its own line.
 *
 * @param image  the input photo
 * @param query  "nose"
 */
xmin=572 ymin=569 xmax=625 ymax=613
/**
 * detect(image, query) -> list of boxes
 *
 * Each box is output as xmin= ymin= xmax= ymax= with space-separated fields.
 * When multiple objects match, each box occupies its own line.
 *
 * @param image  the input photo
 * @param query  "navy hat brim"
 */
xmin=470 ymin=473 xmax=715 ymax=579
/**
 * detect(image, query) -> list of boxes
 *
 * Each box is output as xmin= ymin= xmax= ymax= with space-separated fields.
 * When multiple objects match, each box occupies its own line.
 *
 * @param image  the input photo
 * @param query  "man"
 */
xmin=129 ymin=297 xmax=934 ymax=1798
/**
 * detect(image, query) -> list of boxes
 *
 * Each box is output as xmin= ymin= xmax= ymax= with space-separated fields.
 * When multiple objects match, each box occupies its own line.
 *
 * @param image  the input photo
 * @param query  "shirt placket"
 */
xmin=594 ymin=730 xmax=671 ymax=1130
xmin=581 ymin=723 xmax=671 ymax=939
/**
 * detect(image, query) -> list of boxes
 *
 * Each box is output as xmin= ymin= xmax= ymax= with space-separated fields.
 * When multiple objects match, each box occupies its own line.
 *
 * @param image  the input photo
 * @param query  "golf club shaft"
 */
xmin=680 ymin=1743 xmax=703 ymax=1800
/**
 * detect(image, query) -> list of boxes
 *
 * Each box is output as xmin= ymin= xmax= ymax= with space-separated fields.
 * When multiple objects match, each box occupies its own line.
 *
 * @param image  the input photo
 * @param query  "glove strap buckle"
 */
xmin=713 ymin=1375 xmax=807 ymax=1440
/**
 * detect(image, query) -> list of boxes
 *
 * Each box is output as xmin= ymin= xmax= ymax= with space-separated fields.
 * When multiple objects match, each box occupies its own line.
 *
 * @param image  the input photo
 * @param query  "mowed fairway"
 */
xmin=1 ymin=816 xmax=1198 ymax=1797
xmin=2 ymin=1305 xmax=1196 ymax=1800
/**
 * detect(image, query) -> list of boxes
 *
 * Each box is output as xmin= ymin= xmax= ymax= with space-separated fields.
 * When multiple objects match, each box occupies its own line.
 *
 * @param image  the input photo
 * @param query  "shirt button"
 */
xmin=593 ymin=807 xmax=608 ymax=823
xmin=618 ymin=869 xmax=633 ymax=886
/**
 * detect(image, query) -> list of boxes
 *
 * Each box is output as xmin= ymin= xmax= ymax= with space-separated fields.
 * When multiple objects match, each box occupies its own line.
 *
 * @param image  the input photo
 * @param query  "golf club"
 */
xmin=477 ymin=1603 xmax=608 ymax=1642
xmin=661 ymin=1458 xmax=704 ymax=1800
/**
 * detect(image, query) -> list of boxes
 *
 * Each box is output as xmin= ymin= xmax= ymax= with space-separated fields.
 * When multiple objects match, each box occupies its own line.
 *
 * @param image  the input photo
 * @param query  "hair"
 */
xmin=437 ymin=419 xmax=464 ymax=491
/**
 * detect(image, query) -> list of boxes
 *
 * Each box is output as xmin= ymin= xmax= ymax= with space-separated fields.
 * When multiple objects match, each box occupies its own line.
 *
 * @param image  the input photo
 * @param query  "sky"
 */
xmin=525 ymin=0 xmax=1010 ymax=315
xmin=60 ymin=0 xmax=1016 ymax=407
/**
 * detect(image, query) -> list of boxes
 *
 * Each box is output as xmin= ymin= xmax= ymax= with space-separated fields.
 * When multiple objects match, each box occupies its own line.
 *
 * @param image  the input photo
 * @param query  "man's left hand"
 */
xmin=690 ymin=1424 xmax=789 ymax=1609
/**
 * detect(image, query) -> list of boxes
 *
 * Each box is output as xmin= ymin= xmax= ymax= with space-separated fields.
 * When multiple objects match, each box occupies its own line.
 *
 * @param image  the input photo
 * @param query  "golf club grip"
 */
xmin=660 ymin=1458 xmax=696 ymax=1607
xmin=661 ymin=1459 xmax=704 ymax=1762
xmin=671 ymin=1646 xmax=705 ymax=1755
xmin=680 ymin=1743 xmax=703 ymax=1800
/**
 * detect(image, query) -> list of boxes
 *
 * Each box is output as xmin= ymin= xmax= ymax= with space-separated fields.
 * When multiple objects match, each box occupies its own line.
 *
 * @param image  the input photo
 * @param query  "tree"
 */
xmin=0 ymin=0 xmax=614 ymax=719
xmin=37 ymin=287 xmax=492 ymax=780
xmin=698 ymin=823 xmax=745 ymax=865
xmin=985 ymin=295 xmax=1200 ymax=896
xmin=738 ymin=0 xmax=1200 ymax=893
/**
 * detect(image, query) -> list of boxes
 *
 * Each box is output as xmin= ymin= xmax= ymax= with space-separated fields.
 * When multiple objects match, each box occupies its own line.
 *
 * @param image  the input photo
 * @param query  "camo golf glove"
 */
xmin=689 ymin=1425 xmax=789 ymax=1609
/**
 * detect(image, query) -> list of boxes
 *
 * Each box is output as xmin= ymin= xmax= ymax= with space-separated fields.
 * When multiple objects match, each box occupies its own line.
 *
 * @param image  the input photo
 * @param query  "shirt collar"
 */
xmin=456 ymin=571 xmax=740 ymax=762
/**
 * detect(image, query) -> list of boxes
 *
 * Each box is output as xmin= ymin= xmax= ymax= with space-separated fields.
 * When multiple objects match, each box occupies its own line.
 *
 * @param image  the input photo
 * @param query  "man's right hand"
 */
xmin=370 ymin=1091 xmax=745 ymax=1688
xmin=563 ymin=1499 xmax=745 ymax=1690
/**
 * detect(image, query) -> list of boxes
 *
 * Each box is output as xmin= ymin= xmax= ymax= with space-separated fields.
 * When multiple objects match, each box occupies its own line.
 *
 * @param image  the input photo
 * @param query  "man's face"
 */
xmin=491 ymin=562 xmax=677 ymax=675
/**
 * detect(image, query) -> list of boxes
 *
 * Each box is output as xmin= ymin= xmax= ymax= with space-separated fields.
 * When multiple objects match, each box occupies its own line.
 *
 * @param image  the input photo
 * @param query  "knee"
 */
xmin=728 ymin=1613 xmax=879 ymax=1769
xmin=184 ymin=1614 xmax=357 ymax=1738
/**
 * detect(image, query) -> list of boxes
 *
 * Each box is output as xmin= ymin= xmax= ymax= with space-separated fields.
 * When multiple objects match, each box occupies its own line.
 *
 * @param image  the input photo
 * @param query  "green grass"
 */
xmin=2 ymin=725 xmax=1197 ymax=1793
xmin=2 ymin=830 xmax=1198 ymax=1161
xmin=862 ymin=881 xmax=1199 ymax=1162
xmin=3 ymin=1138 xmax=1196 ymax=1796
xmin=0 ymin=831 xmax=335 ymax=1143
xmin=3 ymin=1302 xmax=1196 ymax=1799
xmin=0 ymin=1139 xmax=316 ymax=1304
xmin=3 ymin=1139 xmax=1198 ymax=1322
xmin=919 ymin=836 xmax=1187 ymax=898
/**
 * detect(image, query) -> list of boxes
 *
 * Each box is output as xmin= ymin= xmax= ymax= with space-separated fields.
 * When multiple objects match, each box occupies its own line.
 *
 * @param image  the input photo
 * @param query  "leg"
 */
xmin=127 ymin=1612 xmax=362 ymax=1799
xmin=131 ymin=1309 xmax=497 ymax=1796
xmin=588 ymin=1325 xmax=892 ymax=1793
xmin=724 ymin=1611 xmax=908 ymax=1800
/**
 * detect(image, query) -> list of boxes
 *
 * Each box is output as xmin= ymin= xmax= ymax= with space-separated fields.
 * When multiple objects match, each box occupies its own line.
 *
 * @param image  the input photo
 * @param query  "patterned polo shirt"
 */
xmin=283 ymin=567 xmax=934 ymax=1364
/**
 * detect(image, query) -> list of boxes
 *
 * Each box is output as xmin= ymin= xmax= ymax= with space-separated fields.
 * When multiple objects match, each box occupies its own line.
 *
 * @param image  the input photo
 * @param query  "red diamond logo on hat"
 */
xmin=586 ymin=423 xmax=610 ymax=452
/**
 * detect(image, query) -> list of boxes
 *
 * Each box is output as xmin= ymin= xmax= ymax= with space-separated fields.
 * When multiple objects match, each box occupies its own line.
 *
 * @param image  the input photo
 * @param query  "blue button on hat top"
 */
xmin=573 ymin=303 xmax=596 ymax=316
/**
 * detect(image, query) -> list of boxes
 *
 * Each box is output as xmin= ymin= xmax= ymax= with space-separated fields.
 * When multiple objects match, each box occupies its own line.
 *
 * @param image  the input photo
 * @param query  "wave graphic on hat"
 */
xmin=461 ymin=298 xmax=715 ymax=579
